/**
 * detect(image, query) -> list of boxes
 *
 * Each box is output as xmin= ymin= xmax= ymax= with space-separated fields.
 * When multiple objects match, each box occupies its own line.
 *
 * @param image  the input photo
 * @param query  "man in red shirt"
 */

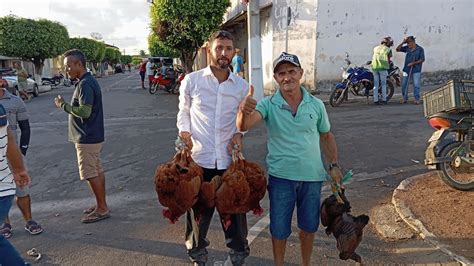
xmin=139 ymin=60 xmax=147 ymax=89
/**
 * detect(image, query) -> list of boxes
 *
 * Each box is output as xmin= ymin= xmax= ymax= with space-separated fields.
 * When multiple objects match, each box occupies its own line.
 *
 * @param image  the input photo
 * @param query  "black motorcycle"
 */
xmin=42 ymin=73 xmax=71 ymax=88
xmin=424 ymin=80 xmax=473 ymax=191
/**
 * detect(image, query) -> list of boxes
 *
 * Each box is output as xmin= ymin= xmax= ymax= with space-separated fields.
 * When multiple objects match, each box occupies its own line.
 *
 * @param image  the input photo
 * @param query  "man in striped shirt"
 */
xmin=0 ymin=103 xmax=31 ymax=265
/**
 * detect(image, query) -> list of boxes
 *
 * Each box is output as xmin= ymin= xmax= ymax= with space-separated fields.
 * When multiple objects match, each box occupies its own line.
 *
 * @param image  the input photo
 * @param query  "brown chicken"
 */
xmin=242 ymin=160 xmax=266 ymax=215
xmin=320 ymin=191 xmax=369 ymax=263
xmin=154 ymin=146 xmax=203 ymax=224
xmin=192 ymin=175 xmax=222 ymax=221
xmin=215 ymin=149 xmax=266 ymax=229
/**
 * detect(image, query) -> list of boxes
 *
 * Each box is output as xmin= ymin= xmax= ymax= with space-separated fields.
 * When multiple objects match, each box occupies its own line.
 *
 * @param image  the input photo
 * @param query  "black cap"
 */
xmin=273 ymin=52 xmax=301 ymax=73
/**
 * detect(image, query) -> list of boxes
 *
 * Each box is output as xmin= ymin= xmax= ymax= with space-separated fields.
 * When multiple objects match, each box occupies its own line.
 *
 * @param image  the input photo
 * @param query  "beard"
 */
xmin=213 ymin=57 xmax=230 ymax=70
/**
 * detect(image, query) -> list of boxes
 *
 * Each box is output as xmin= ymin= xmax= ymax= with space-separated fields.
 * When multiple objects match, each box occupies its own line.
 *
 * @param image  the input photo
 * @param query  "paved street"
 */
xmin=8 ymin=71 xmax=458 ymax=265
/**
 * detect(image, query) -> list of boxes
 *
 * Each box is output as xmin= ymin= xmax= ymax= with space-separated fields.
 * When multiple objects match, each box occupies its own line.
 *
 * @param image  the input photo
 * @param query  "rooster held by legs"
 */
xmin=320 ymin=191 xmax=369 ymax=263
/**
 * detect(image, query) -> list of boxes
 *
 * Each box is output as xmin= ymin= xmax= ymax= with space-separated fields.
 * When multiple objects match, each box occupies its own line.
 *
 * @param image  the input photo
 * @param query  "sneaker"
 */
xmin=382 ymin=101 xmax=388 ymax=105
xmin=414 ymin=100 xmax=420 ymax=105
xmin=374 ymin=101 xmax=381 ymax=105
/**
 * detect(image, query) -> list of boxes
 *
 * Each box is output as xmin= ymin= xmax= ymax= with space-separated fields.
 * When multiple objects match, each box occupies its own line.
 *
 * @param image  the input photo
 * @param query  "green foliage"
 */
xmin=132 ymin=56 xmax=143 ymax=65
xmin=104 ymin=47 xmax=121 ymax=64
xmin=148 ymin=33 xmax=178 ymax=58
xmin=121 ymin=55 xmax=133 ymax=64
xmin=0 ymin=15 xmax=69 ymax=73
xmin=139 ymin=50 xmax=146 ymax=57
xmin=69 ymin=37 xmax=106 ymax=63
xmin=149 ymin=0 xmax=230 ymax=71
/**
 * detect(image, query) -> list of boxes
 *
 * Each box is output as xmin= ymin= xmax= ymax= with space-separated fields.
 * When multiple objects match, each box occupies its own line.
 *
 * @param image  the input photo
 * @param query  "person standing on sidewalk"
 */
xmin=0 ymin=103 xmax=31 ymax=265
xmin=139 ymin=60 xmax=147 ymax=89
xmin=0 ymin=86 xmax=43 ymax=239
xmin=371 ymin=37 xmax=393 ymax=105
xmin=54 ymin=49 xmax=110 ymax=223
xmin=177 ymin=30 xmax=250 ymax=266
xmin=14 ymin=62 xmax=30 ymax=101
xmin=145 ymin=59 xmax=154 ymax=89
xmin=236 ymin=52 xmax=343 ymax=266
xmin=396 ymin=36 xmax=425 ymax=104
xmin=231 ymin=48 xmax=245 ymax=78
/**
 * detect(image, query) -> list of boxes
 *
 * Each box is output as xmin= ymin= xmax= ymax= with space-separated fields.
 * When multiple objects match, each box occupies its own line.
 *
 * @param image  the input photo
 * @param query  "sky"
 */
xmin=0 ymin=0 xmax=152 ymax=55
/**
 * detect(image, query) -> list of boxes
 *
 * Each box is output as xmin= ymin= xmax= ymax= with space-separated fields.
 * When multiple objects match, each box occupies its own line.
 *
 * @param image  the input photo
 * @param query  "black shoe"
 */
xmin=382 ymin=101 xmax=387 ymax=105
xmin=374 ymin=101 xmax=381 ymax=105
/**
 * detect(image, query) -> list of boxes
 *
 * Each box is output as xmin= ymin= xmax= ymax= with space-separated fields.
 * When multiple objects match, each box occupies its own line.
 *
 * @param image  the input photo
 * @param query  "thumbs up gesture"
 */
xmin=240 ymin=85 xmax=257 ymax=116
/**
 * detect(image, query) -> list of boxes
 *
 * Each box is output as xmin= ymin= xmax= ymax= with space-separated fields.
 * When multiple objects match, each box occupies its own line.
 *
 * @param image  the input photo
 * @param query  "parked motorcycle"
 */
xmin=149 ymin=65 xmax=186 ymax=95
xmin=424 ymin=80 xmax=473 ymax=191
xmin=42 ymin=73 xmax=72 ymax=88
xmin=329 ymin=53 xmax=401 ymax=107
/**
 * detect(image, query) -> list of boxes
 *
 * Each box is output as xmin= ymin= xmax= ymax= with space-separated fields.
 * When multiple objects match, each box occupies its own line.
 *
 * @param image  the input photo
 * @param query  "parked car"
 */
xmin=0 ymin=68 xmax=50 ymax=97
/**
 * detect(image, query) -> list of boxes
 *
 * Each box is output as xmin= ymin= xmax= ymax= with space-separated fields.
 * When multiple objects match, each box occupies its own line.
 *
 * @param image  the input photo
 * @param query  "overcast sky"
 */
xmin=0 ymin=0 xmax=151 ymax=55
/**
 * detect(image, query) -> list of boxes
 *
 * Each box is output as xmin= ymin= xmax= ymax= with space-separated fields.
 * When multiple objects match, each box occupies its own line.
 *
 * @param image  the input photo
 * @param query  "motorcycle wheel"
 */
xmin=149 ymin=84 xmax=158 ymax=94
xmin=386 ymin=80 xmax=395 ymax=102
xmin=437 ymin=141 xmax=474 ymax=191
xmin=172 ymin=82 xmax=180 ymax=95
xmin=329 ymin=87 xmax=345 ymax=107
xmin=32 ymin=84 xmax=40 ymax=97
xmin=63 ymin=79 xmax=72 ymax=87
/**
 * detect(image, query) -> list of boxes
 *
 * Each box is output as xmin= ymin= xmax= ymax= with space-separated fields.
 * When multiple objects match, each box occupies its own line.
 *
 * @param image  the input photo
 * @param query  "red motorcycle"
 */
xmin=149 ymin=65 xmax=185 ymax=95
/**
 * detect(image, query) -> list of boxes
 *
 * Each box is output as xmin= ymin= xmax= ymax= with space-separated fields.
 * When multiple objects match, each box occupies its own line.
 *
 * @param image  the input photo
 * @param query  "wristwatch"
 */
xmin=328 ymin=163 xmax=341 ymax=171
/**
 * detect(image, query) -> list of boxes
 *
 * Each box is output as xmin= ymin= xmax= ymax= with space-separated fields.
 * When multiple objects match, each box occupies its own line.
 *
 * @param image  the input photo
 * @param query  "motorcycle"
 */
xmin=329 ymin=53 xmax=401 ymax=107
xmin=42 ymin=73 xmax=72 ymax=88
xmin=149 ymin=65 xmax=186 ymax=95
xmin=424 ymin=80 xmax=473 ymax=191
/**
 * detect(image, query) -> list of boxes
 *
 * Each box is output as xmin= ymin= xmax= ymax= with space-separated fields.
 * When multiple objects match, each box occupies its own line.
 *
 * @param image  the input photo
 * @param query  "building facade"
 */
xmin=213 ymin=0 xmax=473 ymax=94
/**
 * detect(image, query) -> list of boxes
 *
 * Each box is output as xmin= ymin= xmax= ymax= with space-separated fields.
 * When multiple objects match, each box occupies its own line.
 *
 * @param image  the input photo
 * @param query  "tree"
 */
xmin=132 ymin=56 xmax=143 ymax=65
xmin=104 ymin=47 xmax=121 ymax=64
xmin=69 ymin=37 xmax=106 ymax=74
xmin=121 ymin=55 xmax=132 ymax=64
xmin=148 ymin=33 xmax=179 ymax=58
xmin=0 ymin=15 xmax=69 ymax=78
xmin=149 ymin=0 xmax=230 ymax=72
xmin=139 ymin=50 xmax=146 ymax=57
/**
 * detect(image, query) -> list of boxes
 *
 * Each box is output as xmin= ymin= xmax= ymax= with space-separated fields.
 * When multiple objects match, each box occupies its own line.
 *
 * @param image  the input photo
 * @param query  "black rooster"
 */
xmin=320 ymin=191 xmax=369 ymax=263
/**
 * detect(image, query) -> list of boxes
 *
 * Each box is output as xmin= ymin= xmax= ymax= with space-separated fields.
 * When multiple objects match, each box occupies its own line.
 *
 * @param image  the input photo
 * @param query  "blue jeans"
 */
xmin=373 ymin=70 xmax=388 ymax=102
xmin=268 ymin=175 xmax=323 ymax=240
xmin=401 ymin=71 xmax=421 ymax=101
xmin=0 ymin=195 xmax=26 ymax=265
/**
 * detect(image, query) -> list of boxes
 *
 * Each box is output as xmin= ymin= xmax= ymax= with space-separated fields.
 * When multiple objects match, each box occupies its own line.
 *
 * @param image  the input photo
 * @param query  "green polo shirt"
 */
xmin=256 ymin=87 xmax=330 ymax=182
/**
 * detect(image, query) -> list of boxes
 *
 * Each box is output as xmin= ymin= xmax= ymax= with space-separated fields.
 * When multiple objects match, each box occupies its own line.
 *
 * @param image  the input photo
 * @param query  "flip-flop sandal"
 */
xmin=81 ymin=211 xmax=110 ymax=223
xmin=0 ymin=223 xmax=12 ymax=239
xmin=83 ymin=206 xmax=96 ymax=214
xmin=25 ymin=220 xmax=43 ymax=235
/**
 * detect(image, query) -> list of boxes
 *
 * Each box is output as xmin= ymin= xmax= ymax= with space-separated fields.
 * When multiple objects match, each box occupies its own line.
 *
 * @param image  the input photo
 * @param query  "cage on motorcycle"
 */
xmin=165 ymin=69 xmax=176 ymax=80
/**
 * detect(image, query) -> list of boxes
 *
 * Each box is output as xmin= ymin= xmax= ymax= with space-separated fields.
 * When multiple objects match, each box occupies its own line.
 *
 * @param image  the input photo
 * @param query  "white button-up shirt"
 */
xmin=177 ymin=66 xmax=248 ymax=170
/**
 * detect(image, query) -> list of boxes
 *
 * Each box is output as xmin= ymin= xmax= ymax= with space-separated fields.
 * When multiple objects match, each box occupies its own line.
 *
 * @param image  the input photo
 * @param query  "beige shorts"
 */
xmin=18 ymin=82 xmax=28 ymax=92
xmin=75 ymin=143 xmax=104 ymax=180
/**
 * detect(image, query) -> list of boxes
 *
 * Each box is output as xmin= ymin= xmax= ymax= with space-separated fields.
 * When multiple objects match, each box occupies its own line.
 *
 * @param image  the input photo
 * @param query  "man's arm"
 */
xmin=60 ymin=102 xmax=92 ymax=119
xmin=236 ymin=85 xmax=262 ymax=131
xmin=6 ymin=127 xmax=30 ymax=187
xmin=396 ymin=38 xmax=407 ymax=52
xmin=320 ymin=131 xmax=342 ymax=184
xmin=177 ymin=75 xmax=193 ymax=148
xmin=18 ymin=119 xmax=30 ymax=156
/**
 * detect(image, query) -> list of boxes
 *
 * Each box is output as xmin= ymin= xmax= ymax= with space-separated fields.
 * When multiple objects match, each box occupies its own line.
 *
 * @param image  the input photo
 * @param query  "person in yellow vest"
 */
xmin=371 ymin=37 xmax=393 ymax=105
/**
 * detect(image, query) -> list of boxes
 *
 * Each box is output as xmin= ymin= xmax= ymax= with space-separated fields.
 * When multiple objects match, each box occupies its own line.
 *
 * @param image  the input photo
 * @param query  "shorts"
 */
xmin=268 ymin=175 xmax=323 ymax=240
xmin=75 ymin=143 xmax=104 ymax=180
xmin=139 ymin=71 xmax=145 ymax=81
xmin=18 ymin=82 xmax=28 ymax=92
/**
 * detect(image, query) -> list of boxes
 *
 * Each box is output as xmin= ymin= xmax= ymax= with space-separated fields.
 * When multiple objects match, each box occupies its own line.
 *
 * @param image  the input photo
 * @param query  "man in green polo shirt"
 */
xmin=237 ymin=52 xmax=343 ymax=266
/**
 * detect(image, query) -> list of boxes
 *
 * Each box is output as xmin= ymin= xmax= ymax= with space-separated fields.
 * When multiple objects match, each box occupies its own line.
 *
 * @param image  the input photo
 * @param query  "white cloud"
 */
xmin=0 ymin=0 xmax=152 ymax=55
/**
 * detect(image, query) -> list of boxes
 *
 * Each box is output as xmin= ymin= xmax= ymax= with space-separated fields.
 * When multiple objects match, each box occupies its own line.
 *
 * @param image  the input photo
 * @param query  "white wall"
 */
xmin=315 ymin=0 xmax=474 ymax=81
xmin=272 ymin=0 xmax=318 ymax=91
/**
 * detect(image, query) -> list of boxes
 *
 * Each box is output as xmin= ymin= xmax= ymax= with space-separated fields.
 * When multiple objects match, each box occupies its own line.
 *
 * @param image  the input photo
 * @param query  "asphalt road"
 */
xmin=8 ymin=71 xmax=457 ymax=265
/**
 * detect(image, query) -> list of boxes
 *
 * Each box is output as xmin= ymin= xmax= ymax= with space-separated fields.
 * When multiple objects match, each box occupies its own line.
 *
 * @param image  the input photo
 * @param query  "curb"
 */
xmin=392 ymin=173 xmax=473 ymax=265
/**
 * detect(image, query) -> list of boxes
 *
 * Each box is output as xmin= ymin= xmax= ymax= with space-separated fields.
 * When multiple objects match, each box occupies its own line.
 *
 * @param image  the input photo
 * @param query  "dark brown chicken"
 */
xmin=215 ymin=149 xmax=266 ymax=229
xmin=154 ymin=147 xmax=203 ymax=223
xmin=320 ymin=191 xmax=369 ymax=263
xmin=192 ymin=175 xmax=222 ymax=221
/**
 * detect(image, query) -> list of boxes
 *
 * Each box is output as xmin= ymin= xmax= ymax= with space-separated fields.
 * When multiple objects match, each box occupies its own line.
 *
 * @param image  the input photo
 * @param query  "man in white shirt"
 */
xmin=145 ymin=59 xmax=153 ymax=89
xmin=177 ymin=30 xmax=250 ymax=266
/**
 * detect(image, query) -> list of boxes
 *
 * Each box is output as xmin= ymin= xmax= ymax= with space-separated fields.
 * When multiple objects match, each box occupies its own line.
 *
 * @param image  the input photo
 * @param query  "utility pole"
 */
xmin=285 ymin=7 xmax=291 ymax=52
xmin=247 ymin=0 xmax=264 ymax=100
